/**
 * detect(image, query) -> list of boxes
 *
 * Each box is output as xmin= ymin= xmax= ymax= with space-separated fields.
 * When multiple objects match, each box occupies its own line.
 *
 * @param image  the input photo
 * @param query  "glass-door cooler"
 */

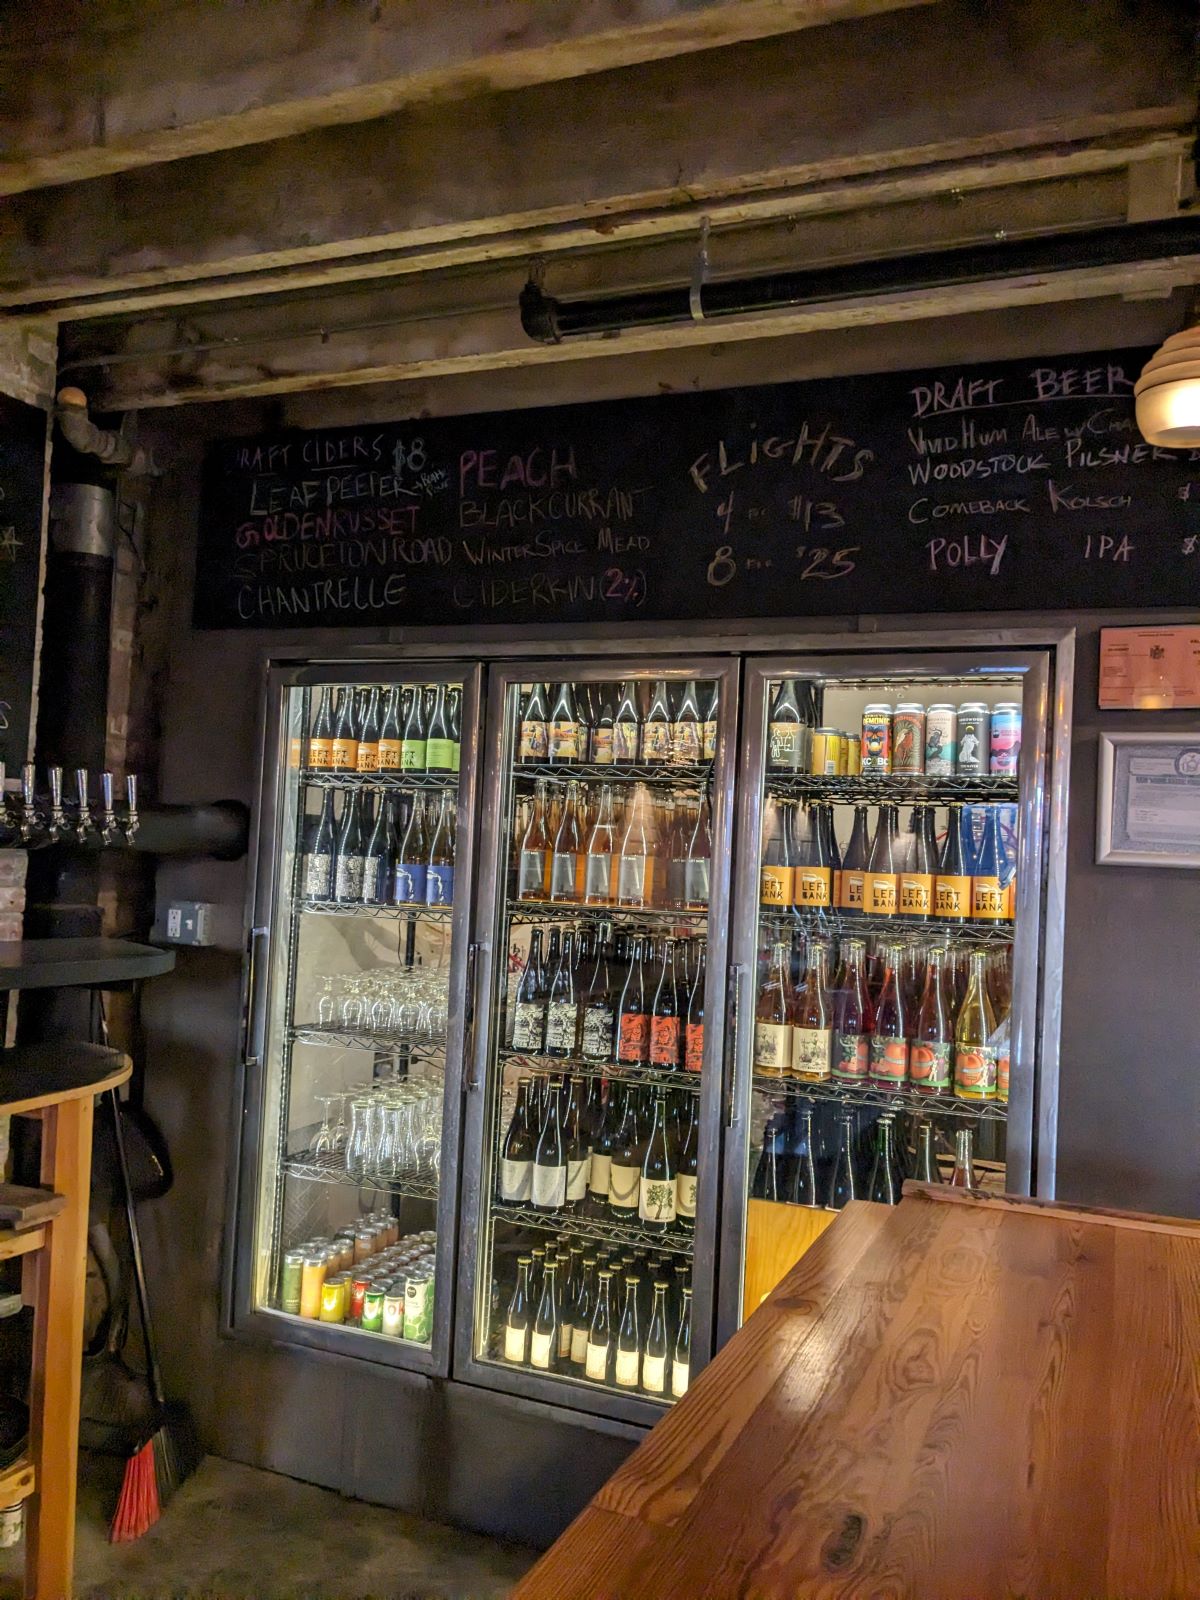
xmin=720 ymin=651 xmax=1052 ymax=1336
xmin=456 ymin=660 xmax=738 ymax=1423
xmin=233 ymin=664 xmax=481 ymax=1374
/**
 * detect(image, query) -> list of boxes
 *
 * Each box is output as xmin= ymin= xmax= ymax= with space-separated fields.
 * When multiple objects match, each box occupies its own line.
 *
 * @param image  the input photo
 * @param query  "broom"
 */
xmin=106 ymin=1088 xmax=202 ymax=1541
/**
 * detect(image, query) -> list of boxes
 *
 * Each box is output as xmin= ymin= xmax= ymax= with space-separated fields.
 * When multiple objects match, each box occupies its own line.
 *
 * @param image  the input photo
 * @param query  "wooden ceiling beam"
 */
xmin=1 ymin=0 xmax=1192 ymax=313
xmin=0 ymin=0 xmax=934 ymax=197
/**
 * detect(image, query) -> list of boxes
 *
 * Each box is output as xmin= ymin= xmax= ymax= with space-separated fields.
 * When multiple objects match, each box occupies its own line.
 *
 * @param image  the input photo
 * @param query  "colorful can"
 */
xmin=348 ymin=1275 xmax=370 ymax=1324
xmin=382 ymin=1287 xmax=406 ymax=1337
xmin=956 ymin=703 xmax=990 ymax=777
xmin=361 ymin=1287 xmax=385 ymax=1333
xmin=810 ymin=728 xmax=842 ymax=776
xmin=319 ymin=1275 xmax=348 ymax=1324
xmin=989 ymin=703 xmax=1022 ymax=775
xmin=844 ymin=735 xmax=861 ymax=776
xmin=280 ymin=1250 xmax=305 ymax=1315
xmin=925 ymin=704 xmax=957 ymax=776
xmin=860 ymin=705 xmax=893 ymax=774
xmin=892 ymin=703 xmax=926 ymax=776
xmin=299 ymin=1253 xmax=328 ymax=1320
xmin=403 ymin=1273 xmax=435 ymax=1344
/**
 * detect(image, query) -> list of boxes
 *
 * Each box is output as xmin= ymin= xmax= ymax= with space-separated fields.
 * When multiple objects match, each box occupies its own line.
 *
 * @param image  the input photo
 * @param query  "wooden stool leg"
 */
xmin=26 ymin=1095 xmax=93 ymax=1600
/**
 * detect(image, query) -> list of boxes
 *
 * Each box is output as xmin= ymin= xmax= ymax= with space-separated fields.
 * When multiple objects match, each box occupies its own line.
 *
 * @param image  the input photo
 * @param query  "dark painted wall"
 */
xmin=134 ymin=305 xmax=1199 ymax=1540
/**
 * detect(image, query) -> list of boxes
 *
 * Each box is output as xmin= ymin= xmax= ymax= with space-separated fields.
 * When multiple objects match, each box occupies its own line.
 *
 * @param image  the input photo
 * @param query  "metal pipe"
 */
xmin=55 ymin=386 xmax=158 ymax=475
xmin=520 ymin=217 xmax=1200 ymax=342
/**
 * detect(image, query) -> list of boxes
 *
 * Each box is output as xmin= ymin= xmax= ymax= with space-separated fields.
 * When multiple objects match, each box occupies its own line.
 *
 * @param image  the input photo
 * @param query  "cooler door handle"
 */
xmin=244 ymin=925 xmax=270 ymax=1071
xmin=725 ymin=961 xmax=746 ymax=1128
xmin=463 ymin=941 xmax=484 ymax=1092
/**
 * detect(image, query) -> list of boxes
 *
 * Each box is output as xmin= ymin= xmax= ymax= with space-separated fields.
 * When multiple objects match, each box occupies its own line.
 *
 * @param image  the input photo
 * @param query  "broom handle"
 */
xmin=107 ymin=1088 xmax=167 ymax=1410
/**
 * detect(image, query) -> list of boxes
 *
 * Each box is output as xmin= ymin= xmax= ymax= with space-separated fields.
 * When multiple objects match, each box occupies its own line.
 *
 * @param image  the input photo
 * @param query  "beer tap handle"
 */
xmin=74 ymin=768 xmax=94 ymax=843
xmin=74 ymin=768 xmax=89 ymax=812
xmin=123 ymin=773 xmax=140 ymax=843
xmin=100 ymin=771 xmax=120 ymax=845
xmin=46 ymin=766 xmax=64 ymax=843
xmin=19 ymin=764 xmax=37 ymax=843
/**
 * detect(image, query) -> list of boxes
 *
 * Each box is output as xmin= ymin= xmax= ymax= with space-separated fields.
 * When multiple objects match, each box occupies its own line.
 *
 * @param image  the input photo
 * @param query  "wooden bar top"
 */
xmin=516 ymin=1186 xmax=1200 ymax=1600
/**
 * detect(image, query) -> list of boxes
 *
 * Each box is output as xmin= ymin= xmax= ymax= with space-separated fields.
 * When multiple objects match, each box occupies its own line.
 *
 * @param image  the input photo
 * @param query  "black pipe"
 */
xmin=520 ymin=216 xmax=1200 ymax=342
xmin=129 ymin=802 xmax=249 ymax=861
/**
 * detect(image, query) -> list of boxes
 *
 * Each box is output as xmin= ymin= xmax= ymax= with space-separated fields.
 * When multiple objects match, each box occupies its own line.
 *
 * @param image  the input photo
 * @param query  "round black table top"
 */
xmin=0 ymin=938 xmax=176 ymax=990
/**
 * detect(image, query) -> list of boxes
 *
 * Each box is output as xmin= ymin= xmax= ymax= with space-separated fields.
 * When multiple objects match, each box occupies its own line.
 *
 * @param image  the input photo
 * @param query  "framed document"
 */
xmin=1096 ymin=732 xmax=1200 ymax=867
xmin=1099 ymin=626 xmax=1200 ymax=710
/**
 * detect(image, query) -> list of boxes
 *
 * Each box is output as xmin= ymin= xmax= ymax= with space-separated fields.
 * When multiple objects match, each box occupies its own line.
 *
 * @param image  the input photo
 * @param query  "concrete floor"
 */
xmin=0 ymin=1454 xmax=538 ymax=1599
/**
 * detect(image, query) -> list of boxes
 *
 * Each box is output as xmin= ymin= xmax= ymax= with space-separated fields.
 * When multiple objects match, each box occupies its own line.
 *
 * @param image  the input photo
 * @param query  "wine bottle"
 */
xmin=910 ymin=946 xmax=953 ymax=1096
xmin=683 ymin=790 xmax=712 ymax=911
xmin=579 ymin=931 xmax=616 ymax=1063
xmin=304 ymin=790 xmax=336 ymax=900
xmin=591 ymin=684 xmax=616 ymax=765
xmin=700 ymin=681 xmax=719 ymax=763
xmin=674 ymin=1091 xmax=699 ymax=1233
xmin=613 ymin=681 xmax=641 ymax=764
xmin=582 ymin=782 xmax=617 ymax=906
xmin=361 ymin=788 xmax=393 ymax=904
xmin=767 ymin=679 xmax=807 ymax=771
xmin=685 ymin=943 xmax=706 ymax=1074
xmin=333 ymin=790 xmax=366 ymax=903
xmin=549 ymin=780 xmax=584 ymax=903
xmin=670 ymin=680 xmax=702 ymax=764
xmin=355 ymin=686 xmax=381 ymax=773
xmin=569 ymin=1257 xmax=597 ymax=1369
xmin=400 ymin=685 xmax=427 ymax=773
xmin=563 ymin=1076 xmax=590 ymax=1213
xmin=308 ymin=687 xmax=334 ymax=770
xmin=788 ymin=1100 xmax=819 ymax=1207
xmin=870 ymin=943 xmax=910 ymax=1087
xmin=672 ymin=1286 xmax=692 ymax=1398
xmin=425 ymin=684 xmax=456 ymax=773
xmin=392 ymin=792 xmax=427 ymax=904
xmin=866 ymin=804 xmax=900 ymax=918
xmin=616 ymin=785 xmax=655 ymax=909
xmin=378 ymin=686 xmax=402 ymax=770
xmin=639 ymin=1090 xmax=677 ymax=1232
xmin=641 ymin=679 xmax=672 ymax=764
xmin=614 ymin=1276 xmax=642 ymax=1391
xmin=330 ymin=688 xmax=359 ymax=772
xmin=531 ymin=1082 xmax=567 ymax=1211
xmin=585 ymin=1089 xmax=617 ymax=1218
xmin=616 ymin=937 xmax=650 ymax=1068
xmin=529 ymin=1262 xmax=560 ymax=1372
xmin=585 ymin=1270 xmax=616 ymax=1385
xmin=548 ymin=682 xmax=580 ymax=763
xmin=511 ymin=930 xmax=547 ymax=1053
xmin=517 ymin=778 xmax=552 ymax=901
xmin=832 ymin=937 xmax=874 ymax=1083
xmin=499 ymin=1077 xmax=536 ymax=1204
xmin=544 ymin=932 xmax=578 ymax=1059
xmin=935 ymin=803 xmax=971 ymax=924
xmin=518 ymin=682 xmax=549 ymax=764
xmin=607 ymin=1088 xmax=642 ymax=1220
xmin=753 ymin=941 xmax=794 ymax=1079
xmin=825 ymin=1112 xmax=861 ymax=1211
xmin=424 ymin=789 xmax=455 ymax=907
xmin=649 ymin=940 xmax=682 ymax=1070
xmin=791 ymin=937 xmax=833 ymax=1083
xmin=503 ymin=1255 xmax=533 ymax=1364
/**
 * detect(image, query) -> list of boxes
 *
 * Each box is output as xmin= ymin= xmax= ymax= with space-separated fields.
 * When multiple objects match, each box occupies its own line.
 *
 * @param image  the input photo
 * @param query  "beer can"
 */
xmin=892 ymin=703 xmax=926 ymax=776
xmin=811 ymin=728 xmax=842 ymax=776
xmin=299 ymin=1253 xmax=328 ymax=1320
xmin=280 ymin=1249 xmax=305 ymax=1315
xmin=403 ymin=1273 xmax=435 ymax=1344
xmin=989 ymin=703 xmax=1022 ymax=775
xmin=956 ymin=703 xmax=990 ymax=776
xmin=925 ymin=704 xmax=957 ymax=776
xmin=860 ymin=705 xmax=893 ymax=774
xmin=844 ymin=733 xmax=861 ymax=776
xmin=319 ymin=1274 xmax=348 ymax=1324
xmin=348 ymin=1275 xmax=370 ymax=1324
xmin=361 ymin=1286 xmax=385 ymax=1333
xmin=382 ymin=1287 xmax=406 ymax=1337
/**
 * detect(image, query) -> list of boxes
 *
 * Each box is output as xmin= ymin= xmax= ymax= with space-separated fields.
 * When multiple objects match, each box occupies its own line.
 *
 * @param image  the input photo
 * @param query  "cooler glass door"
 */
xmin=718 ymin=649 xmax=1051 ymax=1342
xmin=455 ymin=658 xmax=738 ymax=1424
xmin=232 ymin=662 xmax=482 ymax=1375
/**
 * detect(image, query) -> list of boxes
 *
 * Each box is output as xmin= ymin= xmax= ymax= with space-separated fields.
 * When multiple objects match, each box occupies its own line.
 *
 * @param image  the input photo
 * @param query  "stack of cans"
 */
xmin=280 ymin=1220 xmax=437 ymax=1344
xmin=857 ymin=701 xmax=1021 ymax=777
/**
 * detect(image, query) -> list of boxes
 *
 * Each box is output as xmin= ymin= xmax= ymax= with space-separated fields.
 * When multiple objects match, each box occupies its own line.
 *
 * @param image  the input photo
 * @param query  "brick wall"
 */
xmin=0 ymin=321 xmax=56 ymax=410
xmin=0 ymin=851 xmax=27 ymax=943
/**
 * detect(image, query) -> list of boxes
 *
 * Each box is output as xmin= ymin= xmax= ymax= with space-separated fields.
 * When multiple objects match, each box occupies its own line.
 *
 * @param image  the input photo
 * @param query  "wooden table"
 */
xmin=516 ymin=1186 xmax=1200 ymax=1600
xmin=0 ymin=939 xmax=175 ymax=992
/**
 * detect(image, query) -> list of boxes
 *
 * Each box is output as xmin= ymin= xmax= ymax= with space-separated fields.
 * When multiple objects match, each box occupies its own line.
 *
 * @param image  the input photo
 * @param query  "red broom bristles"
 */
xmin=109 ymin=1438 xmax=160 ymax=1542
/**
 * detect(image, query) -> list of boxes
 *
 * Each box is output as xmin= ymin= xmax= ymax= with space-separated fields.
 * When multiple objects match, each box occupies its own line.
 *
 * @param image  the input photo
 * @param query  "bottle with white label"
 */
xmin=510 ymin=930 xmax=547 ymax=1053
xmin=558 ymin=1247 xmax=581 ymax=1363
xmin=585 ymin=1269 xmax=615 ymax=1384
xmin=642 ymin=1279 xmax=670 ymax=1398
xmin=498 ymin=1076 xmax=535 ymax=1204
xmin=614 ymin=1275 xmax=642 ymax=1391
xmin=607 ymin=1087 xmax=642 ymax=1221
xmin=544 ymin=932 xmax=577 ymax=1059
xmin=531 ymin=1077 xmax=567 ymax=1211
xmin=517 ymin=779 xmax=552 ymax=901
xmin=638 ymin=1090 xmax=677 ymax=1233
xmin=674 ymin=1091 xmax=699 ymax=1234
xmin=529 ymin=1262 xmax=560 ymax=1373
xmin=672 ymin=1286 xmax=692 ymax=1399
xmin=503 ymin=1255 xmax=532 ymax=1365
xmin=584 ymin=1089 xmax=617 ymax=1218
xmin=582 ymin=783 xmax=618 ymax=906
xmin=549 ymin=780 xmax=584 ymax=903
xmin=569 ymin=1257 xmax=597 ymax=1370
xmin=563 ymin=1076 xmax=591 ymax=1212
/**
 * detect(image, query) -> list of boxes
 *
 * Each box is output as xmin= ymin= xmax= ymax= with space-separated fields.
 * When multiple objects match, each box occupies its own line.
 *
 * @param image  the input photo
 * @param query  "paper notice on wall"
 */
xmin=1099 ymin=626 xmax=1200 ymax=709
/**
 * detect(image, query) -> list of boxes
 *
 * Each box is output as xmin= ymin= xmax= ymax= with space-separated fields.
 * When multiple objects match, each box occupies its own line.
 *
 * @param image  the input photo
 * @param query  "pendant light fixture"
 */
xmin=1135 ymin=307 xmax=1200 ymax=447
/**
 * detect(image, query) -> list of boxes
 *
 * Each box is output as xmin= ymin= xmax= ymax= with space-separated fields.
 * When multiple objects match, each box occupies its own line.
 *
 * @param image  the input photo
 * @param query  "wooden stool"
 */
xmin=0 ymin=1042 xmax=131 ymax=1600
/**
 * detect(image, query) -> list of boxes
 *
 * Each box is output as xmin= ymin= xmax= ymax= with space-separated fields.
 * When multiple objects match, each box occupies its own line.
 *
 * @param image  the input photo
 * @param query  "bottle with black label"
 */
xmin=580 ymin=931 xmax=615 ymax=1063
xmin=304 ymin=789 xmax=336 ymax=900
xmin=511 ymin=930 xmax=547 ymax=1053
xmin=330 ymin=688 xmax=359 ymax=772
xmin=499 ymin=1077 xmax=535 ymax=1204
xmin=503 ymin=1255 xmax=533 ymax=1365
xmin=308 ymin=687 xmax=334 ymax=770
xmin=548 ymin=682 xmax=579 ymax=763
xmin=333 ymin=789 xmax=366 ymax=903
xmin=585 ymin=1270 xmax=615 ymax=1385
xmin=531 ymin=1081 xmax=567 ymax=1211
xmin=544 ymin=932 xmax=578 ymax=1059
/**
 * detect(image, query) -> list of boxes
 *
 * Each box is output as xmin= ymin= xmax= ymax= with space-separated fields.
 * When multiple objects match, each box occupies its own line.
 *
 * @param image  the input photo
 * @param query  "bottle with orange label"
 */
xmin=909 ymin=946 xmax=953 ymax=1096
xmin=898 ymin=804 xmax=936 ymax=920
xmin=832 ymin=938 xmax=873 ymax=1082
xmin=308 ymin=687 xmax=334 ymax=770
xmin=935 ymin=803 xmax=971 ymax=924
xmin=869 ymin=942 xmax=909 ymax=1087
xmin=795 ymin=803 xmax=838 ymax=914
xmin=953 ymin=950 xmax=997 ymax=1101
xmin=970 ymin=806 xmax=1008 ymax=923
xmin=355 ymin=686 xmax=382 ymax=773
xmin=329 ymin=687 xmax=359 ymax=772
xmin=837 ymin=805 xmax=870 ymax=916
xmin=759 ymin=798 xmax=794 ymax=910
xmin=864 ymin=805 xmax=900 ymax=918
xmin=377 ymin=686 xmax=402 ymax=770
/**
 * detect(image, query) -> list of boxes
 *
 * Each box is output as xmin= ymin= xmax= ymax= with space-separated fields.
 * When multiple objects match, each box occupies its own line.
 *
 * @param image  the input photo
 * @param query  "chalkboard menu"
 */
xmin=0 ymin=395 xmax=47 ymax=768
xmin=195 ymin=346 xmax=1200 ymax=631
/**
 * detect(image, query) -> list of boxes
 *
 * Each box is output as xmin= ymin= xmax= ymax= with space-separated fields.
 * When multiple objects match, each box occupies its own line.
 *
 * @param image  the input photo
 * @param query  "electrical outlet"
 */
xmin=161 ymin=900 xmax=213 ymax=946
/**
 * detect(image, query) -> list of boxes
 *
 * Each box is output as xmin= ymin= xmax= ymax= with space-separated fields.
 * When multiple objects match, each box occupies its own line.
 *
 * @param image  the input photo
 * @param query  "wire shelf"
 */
xmin=507 ymin=901 xmax=708 ymax=929
xmin=298 ymin=899 xmax=455 ymax=921
xmin=513 ymin=762 xmax=712 ymax=787
xmin=283 ymin=1149 xmax=441 ymax=1202
xmin=751 ymin=1073 xmax=1009 ymax=1122
xmin=756 ymin=910 xmax=1015 ymax=945
xmin=765 ymin=775 xmax=1018 ymax=804
xmin=289 ymin=1026 xmax=448 ymax=1056
xmin=498 ymin=1050 xmax=702 ymax=1094
xmin=490 ymin=1202 xmax=695 ymax=1256
xmin=300 ymin=770 xmax=459 ymax=791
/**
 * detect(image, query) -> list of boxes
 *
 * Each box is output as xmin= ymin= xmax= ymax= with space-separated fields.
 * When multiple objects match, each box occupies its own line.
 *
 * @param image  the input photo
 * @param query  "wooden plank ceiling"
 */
xmin=1 ymin=0 xmax=1196 ymax=409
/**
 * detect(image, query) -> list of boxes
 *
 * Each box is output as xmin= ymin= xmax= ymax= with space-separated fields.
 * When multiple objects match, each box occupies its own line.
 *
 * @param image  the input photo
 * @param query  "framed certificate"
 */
xmin=1096 ymin=732 xmax=1200 ymax=867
